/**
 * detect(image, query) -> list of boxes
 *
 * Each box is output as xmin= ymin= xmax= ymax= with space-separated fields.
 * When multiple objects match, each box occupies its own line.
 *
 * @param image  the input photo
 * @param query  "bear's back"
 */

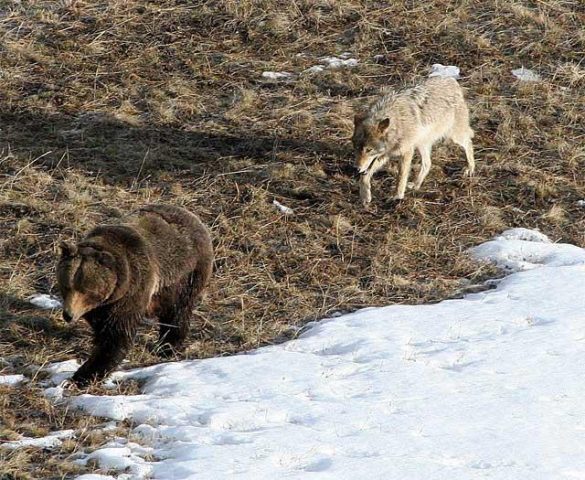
xmin=127 ymin=204 xmax=213 ymax=287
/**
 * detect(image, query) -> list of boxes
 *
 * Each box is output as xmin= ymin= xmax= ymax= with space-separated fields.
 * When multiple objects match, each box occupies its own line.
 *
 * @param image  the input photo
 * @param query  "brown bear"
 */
xmin=56 ymin=204 xmax=213 ymax=386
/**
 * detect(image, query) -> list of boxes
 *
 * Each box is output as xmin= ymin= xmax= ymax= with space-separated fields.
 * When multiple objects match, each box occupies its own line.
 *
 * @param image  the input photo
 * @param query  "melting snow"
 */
xmin=512 ymin=67 xmax=541 ymax=82
xmin=0 ymin=374 xmax=26 ymax=386
xmin=470 ymin=228 xmax=585 ymax=271
xmin=44 ymin=359 xmax=81 ymax=382
xmin=261 ymin=71 xmax=293 ymax=80
xmin=35 ymin=228 xmax=585 ymax=479
xmin=1 ymin=429 xmax=74 ymax=450
xmin=76 ymin=476 xmax=117 ymax=480
xmin=429 ymin=63 xmax=461 ymax=79
xmin=304 ymin=54 xmax=358 ymax=74
xmin=272 ymin=199 xmax=294 ymax=215
xmin=29 ymin=293 xmax=62 ymax=309
xmin=42 ymin=359 xmax=81 ymax=400
xmin=76 ymin=440 xmax=154 ymax=479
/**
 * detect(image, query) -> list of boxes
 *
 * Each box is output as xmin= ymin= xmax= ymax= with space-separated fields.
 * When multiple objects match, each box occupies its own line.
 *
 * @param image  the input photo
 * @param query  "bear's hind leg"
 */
xmin=156 ymin=269 xmax=206 ymax=358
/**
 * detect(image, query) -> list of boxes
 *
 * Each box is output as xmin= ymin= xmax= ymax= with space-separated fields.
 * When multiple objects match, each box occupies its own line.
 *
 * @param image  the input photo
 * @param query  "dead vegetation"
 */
xmin=0 ymin=0 xmax=584 ymax=477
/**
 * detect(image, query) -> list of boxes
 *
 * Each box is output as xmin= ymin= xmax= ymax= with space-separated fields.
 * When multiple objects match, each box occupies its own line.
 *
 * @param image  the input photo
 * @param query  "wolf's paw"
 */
xmin=407 ymin=182 xmax=415 ymax=190
xmin=360 ymin=192 xmax=372 ymax=206
xmin=391 ymin=194 xmax=404 ymax=201
xmin=463 ymin=167 xmax=475 ymax=177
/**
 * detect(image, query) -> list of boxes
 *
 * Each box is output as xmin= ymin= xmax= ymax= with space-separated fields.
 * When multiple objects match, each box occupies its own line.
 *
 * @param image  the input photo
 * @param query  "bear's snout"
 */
xmin=63 ymin=310 xmax=73 ymax=323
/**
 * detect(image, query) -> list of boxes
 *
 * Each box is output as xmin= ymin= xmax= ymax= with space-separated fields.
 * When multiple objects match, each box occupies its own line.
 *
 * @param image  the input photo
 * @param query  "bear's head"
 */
xmin=57 ymin=241 xmax=119 ymax=323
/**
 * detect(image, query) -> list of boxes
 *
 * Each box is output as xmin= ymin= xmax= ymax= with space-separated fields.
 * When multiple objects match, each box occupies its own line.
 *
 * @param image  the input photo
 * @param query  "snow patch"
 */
xmin=261 ymin=71 xmax=294 ymax=80
xmin=42 ymin=360 xmax=81 ymax=400
xmin=44 ymin=359 xmax=80 ymax=386
xmin=74 ymin=438 xmax=154 ymax=479
xmin=495 ymin=227 xmax=551 ymax=243
xmin=272 ymin=199 xmax=294 ymax=215
xmin=470 ymin=228 xmax=585 ymax=271
xmin=44 ymin=385 xmax=66 ymax=401
xmin=0 ymin=374 xmax=26 ymax=386
xmin=75 ymin=475 xmax=117 ymax=480
xmin=1 ymin=430 xmax=74 ymax=450
xmin=512 ymin=67 xmax=541 ymax=82
xmin=28 ymin=293 xmax=62 ymax=309
xmin=429 ymin=63 xmax=460 ymax=79
xmin=304 ymin=54 xmax=358 ymax=74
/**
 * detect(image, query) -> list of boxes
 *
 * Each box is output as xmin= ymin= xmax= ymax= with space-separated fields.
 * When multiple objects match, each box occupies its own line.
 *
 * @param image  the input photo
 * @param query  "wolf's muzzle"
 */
xmin=356 ymin=156 xmax=378 ymax=176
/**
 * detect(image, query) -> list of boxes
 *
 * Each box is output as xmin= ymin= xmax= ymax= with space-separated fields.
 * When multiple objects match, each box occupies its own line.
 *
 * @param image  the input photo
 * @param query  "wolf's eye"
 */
xmin=364 ymin=147 xmax=373 ymax=153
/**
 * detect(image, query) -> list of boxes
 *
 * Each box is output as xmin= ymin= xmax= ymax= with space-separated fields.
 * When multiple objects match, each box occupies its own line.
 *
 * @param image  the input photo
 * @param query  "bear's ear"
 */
xmin=95 ymin=250 xmax=116 ymax=269
xmin=59 ymin=241 xmax=77 ymax=258
xmin=377 ymin=117 xmax=390 ymax=134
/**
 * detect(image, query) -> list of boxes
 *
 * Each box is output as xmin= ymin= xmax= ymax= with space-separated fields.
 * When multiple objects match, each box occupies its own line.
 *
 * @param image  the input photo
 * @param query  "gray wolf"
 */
xmin=352 ymin=77 xmax=475 ymax=205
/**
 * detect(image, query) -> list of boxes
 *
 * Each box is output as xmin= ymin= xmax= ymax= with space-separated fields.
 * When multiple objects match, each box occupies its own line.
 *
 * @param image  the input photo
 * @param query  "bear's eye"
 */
xmin=74 ymin=263 xmax=96 ymax=289
xmin=95 ymin=251 xmax=115 ymax=269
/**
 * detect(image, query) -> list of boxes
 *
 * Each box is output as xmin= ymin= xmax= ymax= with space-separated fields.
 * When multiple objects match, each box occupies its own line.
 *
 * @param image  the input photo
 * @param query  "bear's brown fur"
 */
xmin=56 ymin=204 xmax=213 ymax=386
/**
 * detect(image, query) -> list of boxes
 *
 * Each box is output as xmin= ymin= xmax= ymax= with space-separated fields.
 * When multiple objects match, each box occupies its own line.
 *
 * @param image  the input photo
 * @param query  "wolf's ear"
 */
xmin=59 ymin=241 xmax=77 ymax=258
xmin=354 ymin=111 xmax=367 ymax=126
xmin=377 ymin=118 xmax=390 ymax=133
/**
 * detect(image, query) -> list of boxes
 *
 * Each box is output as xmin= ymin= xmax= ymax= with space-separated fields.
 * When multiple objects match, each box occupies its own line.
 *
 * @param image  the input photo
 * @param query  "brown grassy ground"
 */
xmin=0 ymin=0 xmax=584 ymax=477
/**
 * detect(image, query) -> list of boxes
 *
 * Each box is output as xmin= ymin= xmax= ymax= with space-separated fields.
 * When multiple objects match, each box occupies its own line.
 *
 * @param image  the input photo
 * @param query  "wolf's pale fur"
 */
xmin=352 ymin=77 xmax=475 ymax=205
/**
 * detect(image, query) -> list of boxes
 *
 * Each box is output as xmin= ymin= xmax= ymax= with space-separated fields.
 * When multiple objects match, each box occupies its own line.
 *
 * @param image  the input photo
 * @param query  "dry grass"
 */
xmin=1 ymin=0 xmax=584 ymax=477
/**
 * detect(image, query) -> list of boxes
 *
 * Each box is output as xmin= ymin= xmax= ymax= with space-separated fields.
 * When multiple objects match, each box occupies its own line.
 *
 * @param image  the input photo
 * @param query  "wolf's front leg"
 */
xmin=359 ymin=157 xmax=388 ymax=206
xmin=359 ymin=174 xmax=372 ymax=206
xmin=393 ymin=150 xmax=414 ymax=200
xmin=72 ymin=318 xmax=137 ymax=386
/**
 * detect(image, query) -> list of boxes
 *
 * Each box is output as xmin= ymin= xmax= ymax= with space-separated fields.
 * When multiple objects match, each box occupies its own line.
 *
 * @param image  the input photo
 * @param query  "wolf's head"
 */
xmin=56 ymin=241 xmax=119 ymax=323
xmin=351 ymin=113 xmax=391 ymax=175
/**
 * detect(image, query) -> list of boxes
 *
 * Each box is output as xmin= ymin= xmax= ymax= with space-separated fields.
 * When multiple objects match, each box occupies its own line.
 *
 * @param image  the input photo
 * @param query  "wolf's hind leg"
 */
xmin=414 ymin=145 xmax=432 ymax=190
xmin=393 ymin=149 xmax=414 ymax=200
xmin=451 ymin=118 xmax=475 ymax=176
xmin=463 ymin=139 xmax=475 ymax=176
xmin=454 ymin=136 xmax=475 ymax=176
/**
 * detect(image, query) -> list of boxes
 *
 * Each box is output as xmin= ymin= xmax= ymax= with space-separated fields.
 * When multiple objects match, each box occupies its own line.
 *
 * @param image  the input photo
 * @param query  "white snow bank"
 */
xmin=28 ymin=293 xmax=62 ymax=309
xmin=495 ymin=227 xmax=551 ymax=243
xmin=429 ymin=63 xmax=460 ymax=79
xmin=1 ymin=429 xmax=74 ymax=450
xmin=53 ymin=228 xmax=585 ymax=479
xmin=470 ymin=227 xmax=585 ymax=271
xmin=512 ymin=67 xmax=541 ymax=82
xmin=76 ymin=439 xmax=153 ymax=479
xmin=0 ymin=374 xmax=26 ymax=386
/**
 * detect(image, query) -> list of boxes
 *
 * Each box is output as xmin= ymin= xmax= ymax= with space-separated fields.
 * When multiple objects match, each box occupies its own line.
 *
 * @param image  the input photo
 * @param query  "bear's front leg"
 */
xmin=72 ymin=317 xmax=137 ymax=386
